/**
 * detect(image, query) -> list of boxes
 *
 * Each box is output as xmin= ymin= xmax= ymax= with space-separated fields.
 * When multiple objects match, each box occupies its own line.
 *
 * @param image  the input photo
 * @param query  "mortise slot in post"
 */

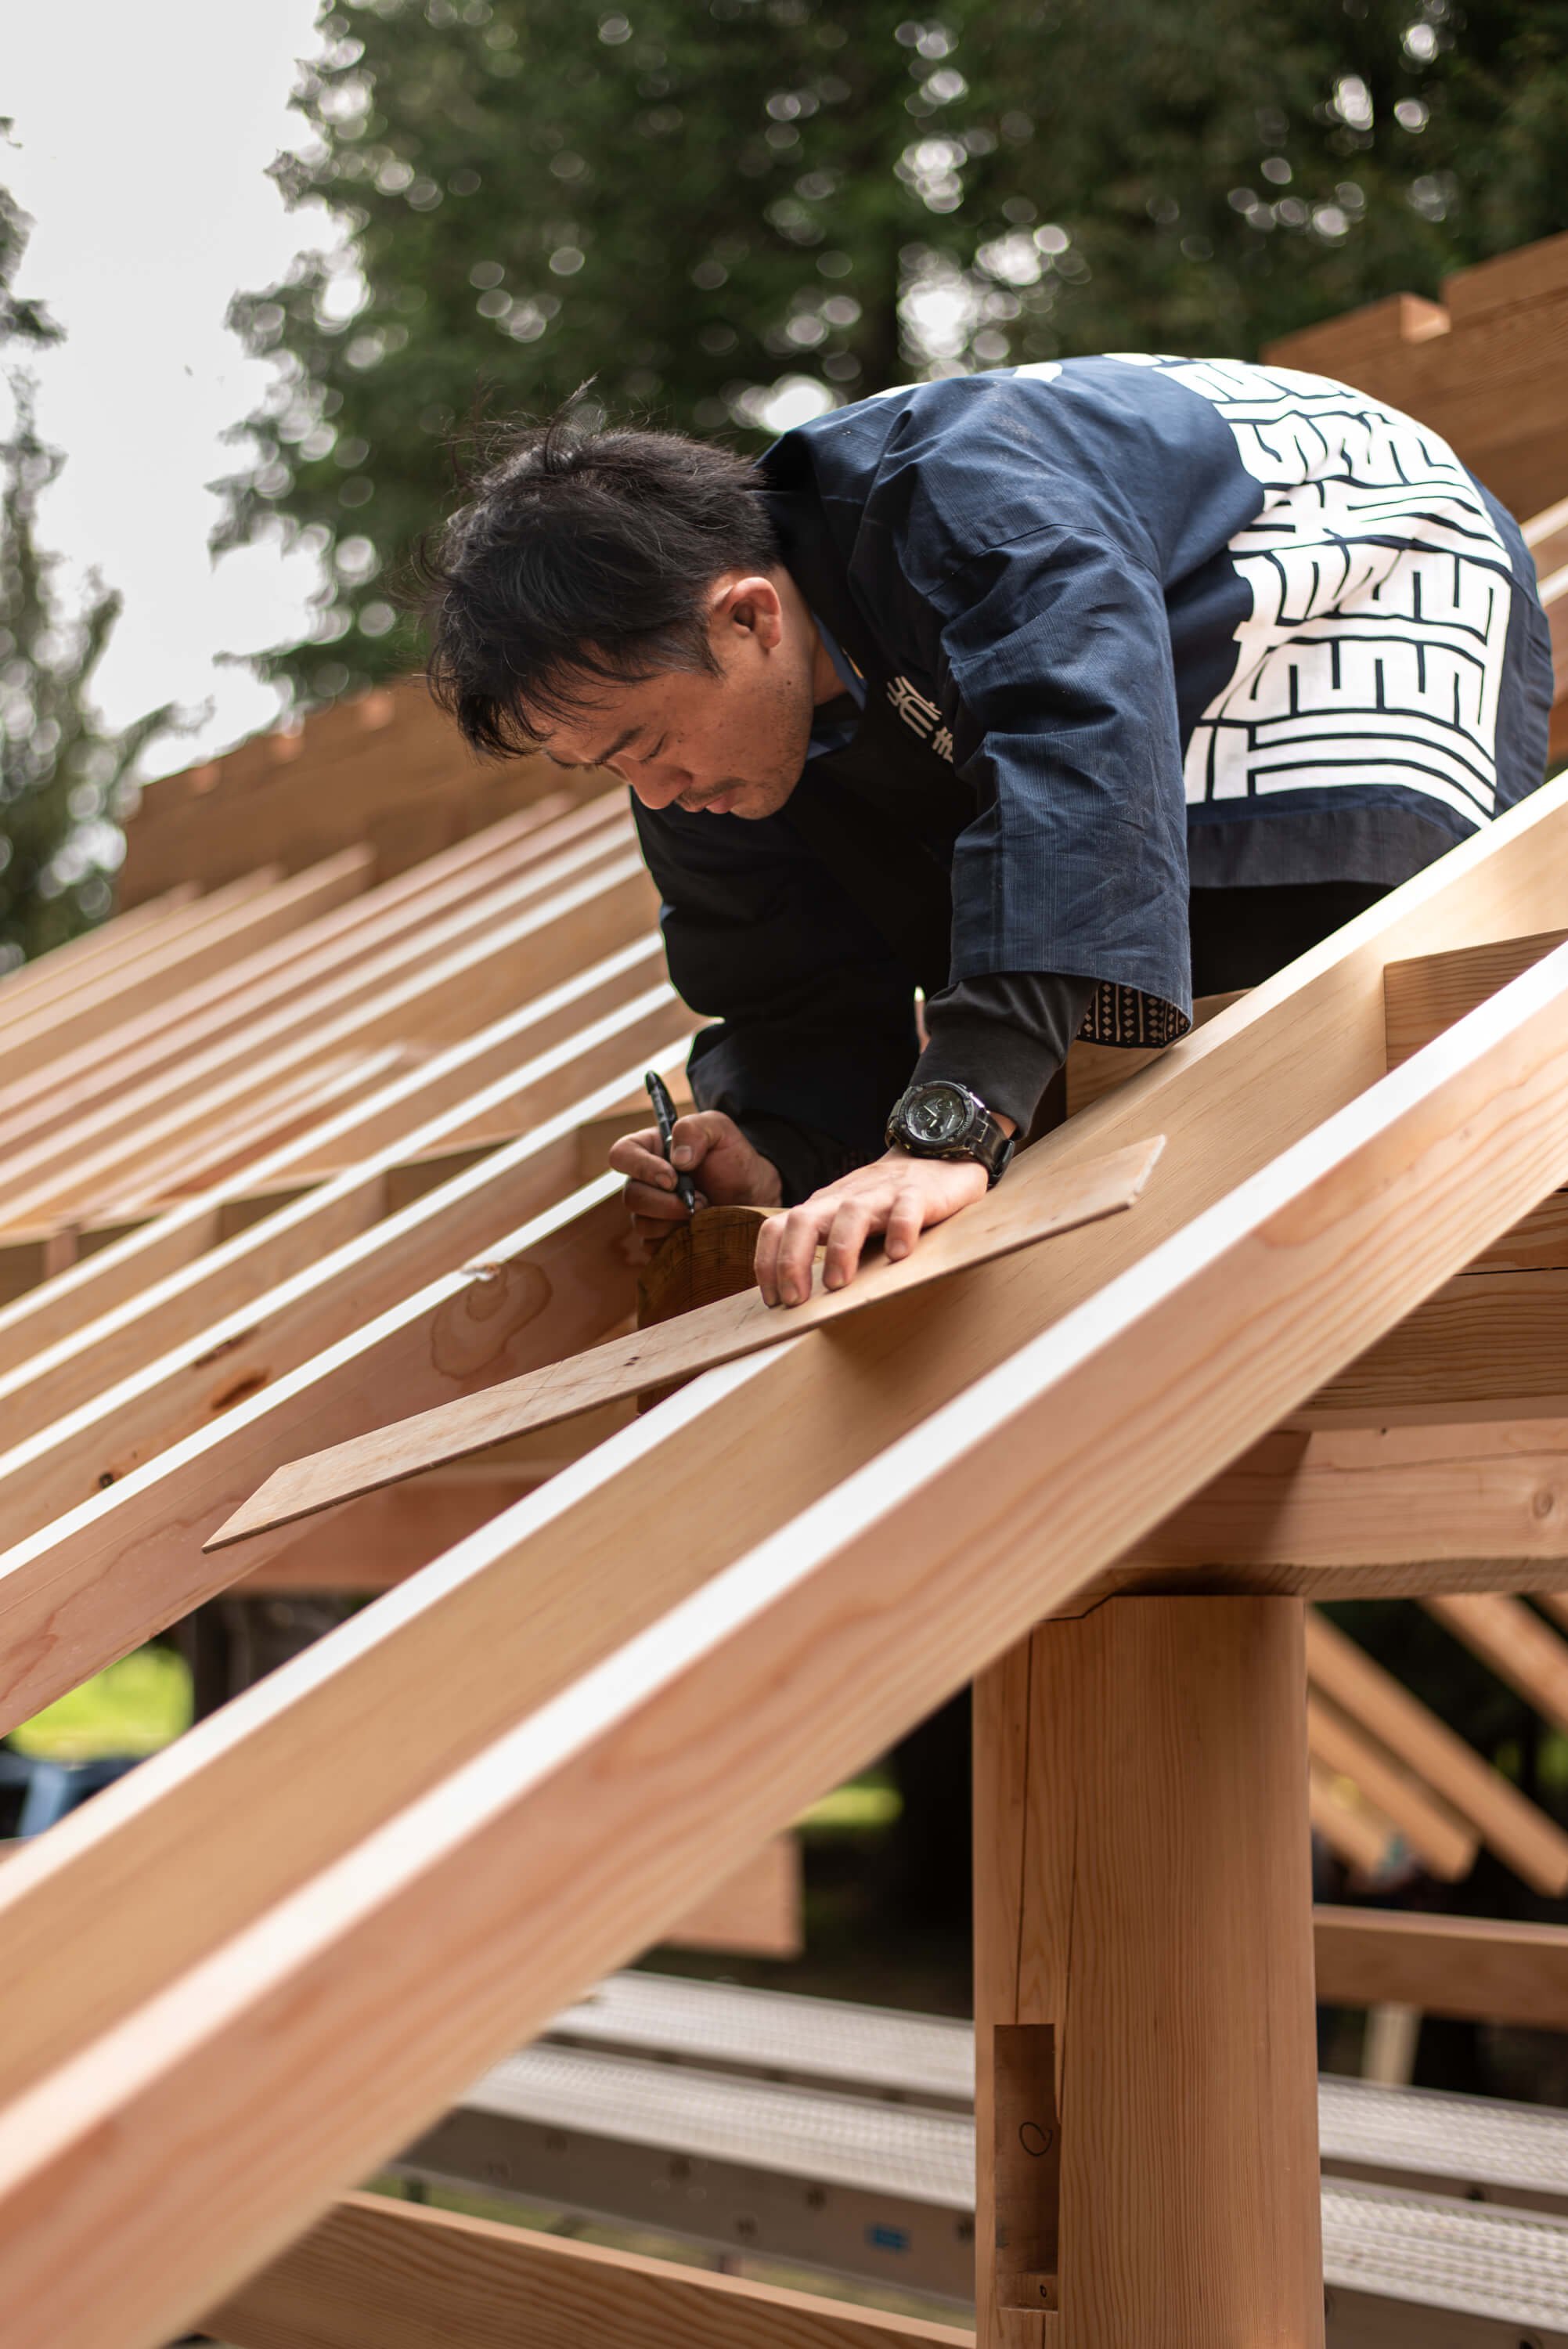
xmin=993 ymin=2022 xmax=1060 ymax=2314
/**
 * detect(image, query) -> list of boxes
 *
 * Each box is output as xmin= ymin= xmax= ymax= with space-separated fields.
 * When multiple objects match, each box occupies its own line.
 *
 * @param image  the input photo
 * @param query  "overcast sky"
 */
xmin=5 ymin=0 xmax=335 ymax=776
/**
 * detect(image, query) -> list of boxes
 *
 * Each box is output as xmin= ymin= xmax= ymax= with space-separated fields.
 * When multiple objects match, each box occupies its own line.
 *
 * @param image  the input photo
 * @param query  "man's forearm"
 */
xmin=915 ymin=971 xmax=1097 ymax=1133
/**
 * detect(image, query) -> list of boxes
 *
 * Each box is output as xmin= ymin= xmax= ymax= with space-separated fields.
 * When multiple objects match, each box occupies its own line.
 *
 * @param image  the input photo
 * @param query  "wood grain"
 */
xmin=13 ymin=882 xmax=1568 ymax=2347
xmin=976 ymin=1600 xmax=1321 ymax=2349
xmin=0 ymin=933 xmax=665 ymax=1371
xmin=5 ymin=778 xmax=1568 ymax=2179
xmin=9 ymin=787 xmax=1568 ymax=2344
xmin=0 ymin=824 xmax=644 ymax=1224
xmin=1314 ymin=1905 xmax=1568 ymax=2027
xmin=208 ymin=1136 xmax=1165 ymax=1549
xmin=208 ymin=2192 xmax=974 ymax=2349
xmin=1383 ymin=926 xmax=1566 ymax=1068
xmin=0 ymin=982 xmax=687 ymax=1518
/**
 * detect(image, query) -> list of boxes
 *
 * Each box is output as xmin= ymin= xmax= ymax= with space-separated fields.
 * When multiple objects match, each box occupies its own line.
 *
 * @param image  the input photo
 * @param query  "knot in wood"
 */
xmin=431 ymin=1260 xmax=552 ymax=1377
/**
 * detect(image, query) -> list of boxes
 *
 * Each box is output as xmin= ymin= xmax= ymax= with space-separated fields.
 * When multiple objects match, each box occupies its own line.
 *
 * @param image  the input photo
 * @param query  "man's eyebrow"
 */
xmin=539 ymin=724 xmax=643 ymax=771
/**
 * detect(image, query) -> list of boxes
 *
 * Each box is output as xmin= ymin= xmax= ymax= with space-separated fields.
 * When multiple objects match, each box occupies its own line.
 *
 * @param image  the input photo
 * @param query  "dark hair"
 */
xmin=413 ymin=413 xmax=779 ymax=756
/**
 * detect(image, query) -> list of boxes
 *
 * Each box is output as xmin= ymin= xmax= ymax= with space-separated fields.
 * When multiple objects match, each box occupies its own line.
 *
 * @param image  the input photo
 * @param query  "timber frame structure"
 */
xmin=2 ymin=233 xmax=1568 ymax=2349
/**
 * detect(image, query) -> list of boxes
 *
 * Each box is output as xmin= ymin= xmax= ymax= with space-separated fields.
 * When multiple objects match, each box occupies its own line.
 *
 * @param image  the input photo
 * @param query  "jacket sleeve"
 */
xmin=633 ymin=796 xmax=921 ymax=1197
xmin=925 ymin=521 xmax=1194 ymax=1048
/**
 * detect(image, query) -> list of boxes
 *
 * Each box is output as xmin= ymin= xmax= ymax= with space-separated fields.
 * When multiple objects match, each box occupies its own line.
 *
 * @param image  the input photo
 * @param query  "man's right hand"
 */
xmin=609 ymin=1109 xmax=784 ymax=1254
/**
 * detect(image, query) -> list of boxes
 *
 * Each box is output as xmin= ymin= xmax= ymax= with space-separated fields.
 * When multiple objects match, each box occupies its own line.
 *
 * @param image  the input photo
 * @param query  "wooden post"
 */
xmin=975 ymin=1597 xmax=1323 ymax=2349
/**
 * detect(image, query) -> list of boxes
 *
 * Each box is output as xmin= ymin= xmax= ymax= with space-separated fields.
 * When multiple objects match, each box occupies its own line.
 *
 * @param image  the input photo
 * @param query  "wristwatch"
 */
xmin=885 ymin=1080 xmax=1015 ymax=1186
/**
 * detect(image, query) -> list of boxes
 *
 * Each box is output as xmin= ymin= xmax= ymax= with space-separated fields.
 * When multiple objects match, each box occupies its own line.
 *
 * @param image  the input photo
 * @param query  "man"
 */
xmin=422 ymin=359 xmax=1554 ymax=1304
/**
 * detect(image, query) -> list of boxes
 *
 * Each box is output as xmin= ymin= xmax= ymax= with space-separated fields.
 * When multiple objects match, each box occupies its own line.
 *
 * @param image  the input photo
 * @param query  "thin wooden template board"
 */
xmin=207 ymin=2192 xmax=974 ymax=2349
xmin=11 ymin=892 xmax=1568 ymax=2348
xmin=7 ymin=776 xmax=1568 ymax=2137
xmin=207 ymin=1134 xmax=1166 ymax=1549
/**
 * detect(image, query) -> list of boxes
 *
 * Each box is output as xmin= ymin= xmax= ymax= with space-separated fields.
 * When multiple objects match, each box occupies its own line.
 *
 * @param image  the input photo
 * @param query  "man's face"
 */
xmin=536 ymin=569 xmax=822 ymax=821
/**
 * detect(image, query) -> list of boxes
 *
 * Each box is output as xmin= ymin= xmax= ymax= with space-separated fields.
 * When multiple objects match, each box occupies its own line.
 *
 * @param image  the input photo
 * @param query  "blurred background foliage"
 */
xmin=0 ymin=156 xmax=180 ymax=969
xmin=217 ymin=0 xmax=1568 ymax=702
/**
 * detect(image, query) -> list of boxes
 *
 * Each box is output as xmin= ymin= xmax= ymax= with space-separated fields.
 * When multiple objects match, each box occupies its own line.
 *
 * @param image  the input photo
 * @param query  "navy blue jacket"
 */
xmin=636 ymin=358 xmax=1553 ymax=1178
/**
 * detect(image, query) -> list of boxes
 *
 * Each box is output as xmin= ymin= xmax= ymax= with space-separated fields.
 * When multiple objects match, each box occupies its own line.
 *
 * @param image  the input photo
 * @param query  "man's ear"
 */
xmin=712 ymin=572 xmax=785 ymax=651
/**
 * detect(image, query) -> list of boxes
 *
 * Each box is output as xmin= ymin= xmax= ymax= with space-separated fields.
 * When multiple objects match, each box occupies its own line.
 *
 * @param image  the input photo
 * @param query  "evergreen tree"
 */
xmin=218 ymin=0 xmax=1567 ymax=702
xmin=0 ymin=156 xmax=180 ymax=968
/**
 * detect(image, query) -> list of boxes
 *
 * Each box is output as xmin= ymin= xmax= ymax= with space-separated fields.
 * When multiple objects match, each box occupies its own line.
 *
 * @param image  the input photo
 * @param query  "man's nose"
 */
xmin=627 ymin=767 xmax=690 ymax=810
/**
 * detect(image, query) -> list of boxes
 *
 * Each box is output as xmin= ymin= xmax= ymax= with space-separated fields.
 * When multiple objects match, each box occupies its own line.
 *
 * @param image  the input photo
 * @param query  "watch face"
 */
xmin=906 ymin=1084 xmax=971 ymax=1146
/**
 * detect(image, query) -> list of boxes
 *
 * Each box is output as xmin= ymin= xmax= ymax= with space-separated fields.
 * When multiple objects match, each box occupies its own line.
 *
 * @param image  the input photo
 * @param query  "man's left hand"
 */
xmin=754 ymin=1149 xmax=989 ymax=1308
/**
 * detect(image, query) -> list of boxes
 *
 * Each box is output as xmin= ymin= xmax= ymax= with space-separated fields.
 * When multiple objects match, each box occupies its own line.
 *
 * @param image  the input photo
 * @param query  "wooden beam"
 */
xmin=0 ymin=855 xmax=657 ymax=1240
xmin=0 ymin=1016 xmax=689 ymax=1550
xmin=1261 ymin=229 xmax=1568 ymax=516
xmin=1423 ymin=1590 xmax=1568 ymax=1737
xmin=1527 ymin=493 xmax=1568 ymax=583
xmin=1299 ymin=1266 xmax=1568 ymax=1423
xmin=116 ymin=678 xmax=597 ymax=904
xmin=1314 ymin=1905 xmax=1568 ymax=2029
xmin=0 ymin=933 xmax=666 ymax=1363
xmin=1305 ymin=1692 xmax=1477 ymax=1881
xmin=1383 ymin=926 xmax=1566 ymax=1069
xmin=5 ymin=776 xmax=1568 ymax=2160
xmin=975 ymin=1599 xmax=1321 ymax=2347
xmin=0 ymin=823 xmax=643 ymax=1223
xmin=1119 ymin=1418 xmax=1568 ymax=1593
xmin=207 ymin=2192 xmax=973 ymax=2349
xmin=1305 ymin=1609 xmax=1568 ymax=1895
xmin=210 ymin=1137 xmax=1165 ymax=1550
xmin=0 ymin=791 xmax=622 ymax=1158
xmin=0 ymin=884 xmax=196 ymax=1018
xmin=9 ymin=846 xmax=1568 ymax=2347
xmin=664 ymin=1833 xmax=802 ymax=1959
xmin=0 ymin=859 xmax=372 ymax=1084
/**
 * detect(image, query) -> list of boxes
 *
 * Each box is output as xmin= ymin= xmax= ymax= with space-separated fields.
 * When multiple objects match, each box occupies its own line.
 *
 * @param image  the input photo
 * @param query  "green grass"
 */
xmin=9 ymin=1644 xmax=192 ymax=1763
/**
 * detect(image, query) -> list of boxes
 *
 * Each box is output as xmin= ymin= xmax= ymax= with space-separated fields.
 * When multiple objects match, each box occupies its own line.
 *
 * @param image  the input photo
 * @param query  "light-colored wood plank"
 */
xmin=1262 ymin=230 xmax=1568 ymax=516
xmin=1314 ymin=1905 xmax=1568 ymax=2027
xmin=1308 ymin=1763 xmax=1399 ymax=1877
xmin=9 ymin=837 xmax=1568 ymax=2347
xmin=0 ymin=850 xmax=651 ymax=1232
xmin=0 ymin=933 xmax=667 ymax=1364
xmin=0 ymin=1013 xmax=689 ymax=1546
xmin=208 ymin=2192 xmax=973 ymax=2349
xmin=119 ymin=677 xmax=605 ymax=904
xmin=0 ymin=790 xmax=623 ymax=1159
xmin=0 ymin=884 xmax=196 ymax=1018
xmin=1383 ymin=926 xmax=1566 ymax=1068
xmin=1526 ymin=493 xmax=1568 ymax=583
xmin=0 ymin=860 xmax=371 ymax=1084
xmin=7 ymin=774 xmax=1568 ymax=2196
xmin=1299 ymin=1266 xmax=1568 ymax=1422
xmin=0 ymin=822 xmax=642 ymax=1222
xmin=664 ymin=1834 xmax=802 ymax=1959
xmin=1305 ymin=1609 xmax=1568 ymax=1894
xmin=210 ymin=1136 xmax=1166 ymax=1549
xmin=1424 ymin=1590 xmax=1568 ymax=1737
xmin=1305 ymin=1691 xmax=1476 ymax=1880
xmin=975 ymin=1600 xmax=1321 ymax=2349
